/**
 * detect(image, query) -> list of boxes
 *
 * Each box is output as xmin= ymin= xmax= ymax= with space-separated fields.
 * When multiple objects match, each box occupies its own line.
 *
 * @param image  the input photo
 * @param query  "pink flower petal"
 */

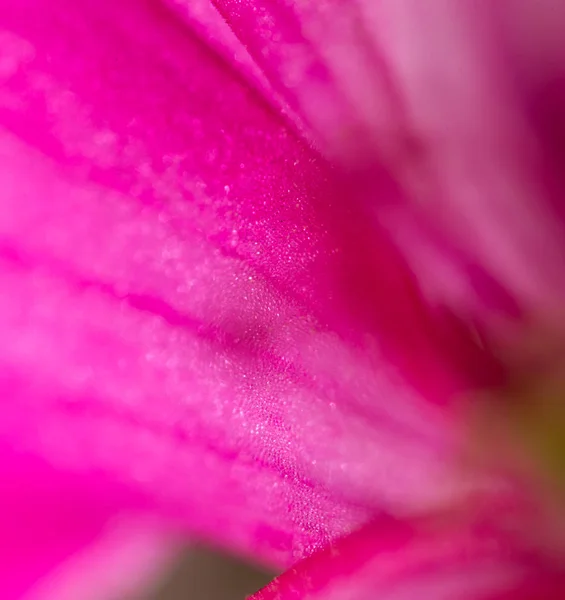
xmin=0 ymin=445 xmax=177 ymax=600
xmin=0 ymin=0 xmax=490 ymax=570
xmin=213 ymin=0 xmax=392 ymax=162
xmin=216 ymin=0 xmax=565 ymax=324
xmin=164 ymin=0 xmax=310 ymax=145
xmin=251 ymin=515 xmax=565 ymax=600
xmin=22 ymin=520 xmax=178 ymax=600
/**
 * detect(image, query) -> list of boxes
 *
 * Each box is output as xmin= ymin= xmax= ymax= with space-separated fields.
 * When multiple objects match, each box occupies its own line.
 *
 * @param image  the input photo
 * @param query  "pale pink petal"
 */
xmin=0 ymin=0 xmax=491 ymax=570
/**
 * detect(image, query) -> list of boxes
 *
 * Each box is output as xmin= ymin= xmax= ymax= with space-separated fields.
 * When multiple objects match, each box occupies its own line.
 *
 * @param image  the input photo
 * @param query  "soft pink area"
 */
xmin=0 ymin=0 xmax=492 ymax=583
xmin=3 ymin=1 xmax=565 ymax=598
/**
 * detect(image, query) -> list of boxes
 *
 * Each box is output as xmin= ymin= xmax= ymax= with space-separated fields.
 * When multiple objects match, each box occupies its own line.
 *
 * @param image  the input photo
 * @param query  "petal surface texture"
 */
xmin=0 ymin=0 xmax=482 ymax=575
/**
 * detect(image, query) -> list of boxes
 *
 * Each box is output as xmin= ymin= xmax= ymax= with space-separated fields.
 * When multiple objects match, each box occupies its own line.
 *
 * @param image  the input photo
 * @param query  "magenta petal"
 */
xmin=163 ymin=0 xmax=277 ymax=108
xmin=0 ymin=447 xmax=177 ymax=600
xmin=213 ymin=0 xmax=395 ymax=162
xmin=164 ymin=0 xmax=308 ymax=142
xmin=0 ymin=0 xmax=486 ymax=567
xmin=216 ymin=0 xmax=565 ymax=322
xmin=251 ymin=516 xmax=565 ymax=600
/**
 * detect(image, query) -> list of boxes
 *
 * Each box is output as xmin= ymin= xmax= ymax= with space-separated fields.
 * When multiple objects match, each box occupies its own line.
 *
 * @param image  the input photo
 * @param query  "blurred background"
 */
xmin=141 ymin=547 xmax=273 ymax=600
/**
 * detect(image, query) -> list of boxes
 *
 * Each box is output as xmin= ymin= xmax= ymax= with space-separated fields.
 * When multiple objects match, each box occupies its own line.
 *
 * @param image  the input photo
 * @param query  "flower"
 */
xmin=1 ymin=1 xmax=564 ymax=599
